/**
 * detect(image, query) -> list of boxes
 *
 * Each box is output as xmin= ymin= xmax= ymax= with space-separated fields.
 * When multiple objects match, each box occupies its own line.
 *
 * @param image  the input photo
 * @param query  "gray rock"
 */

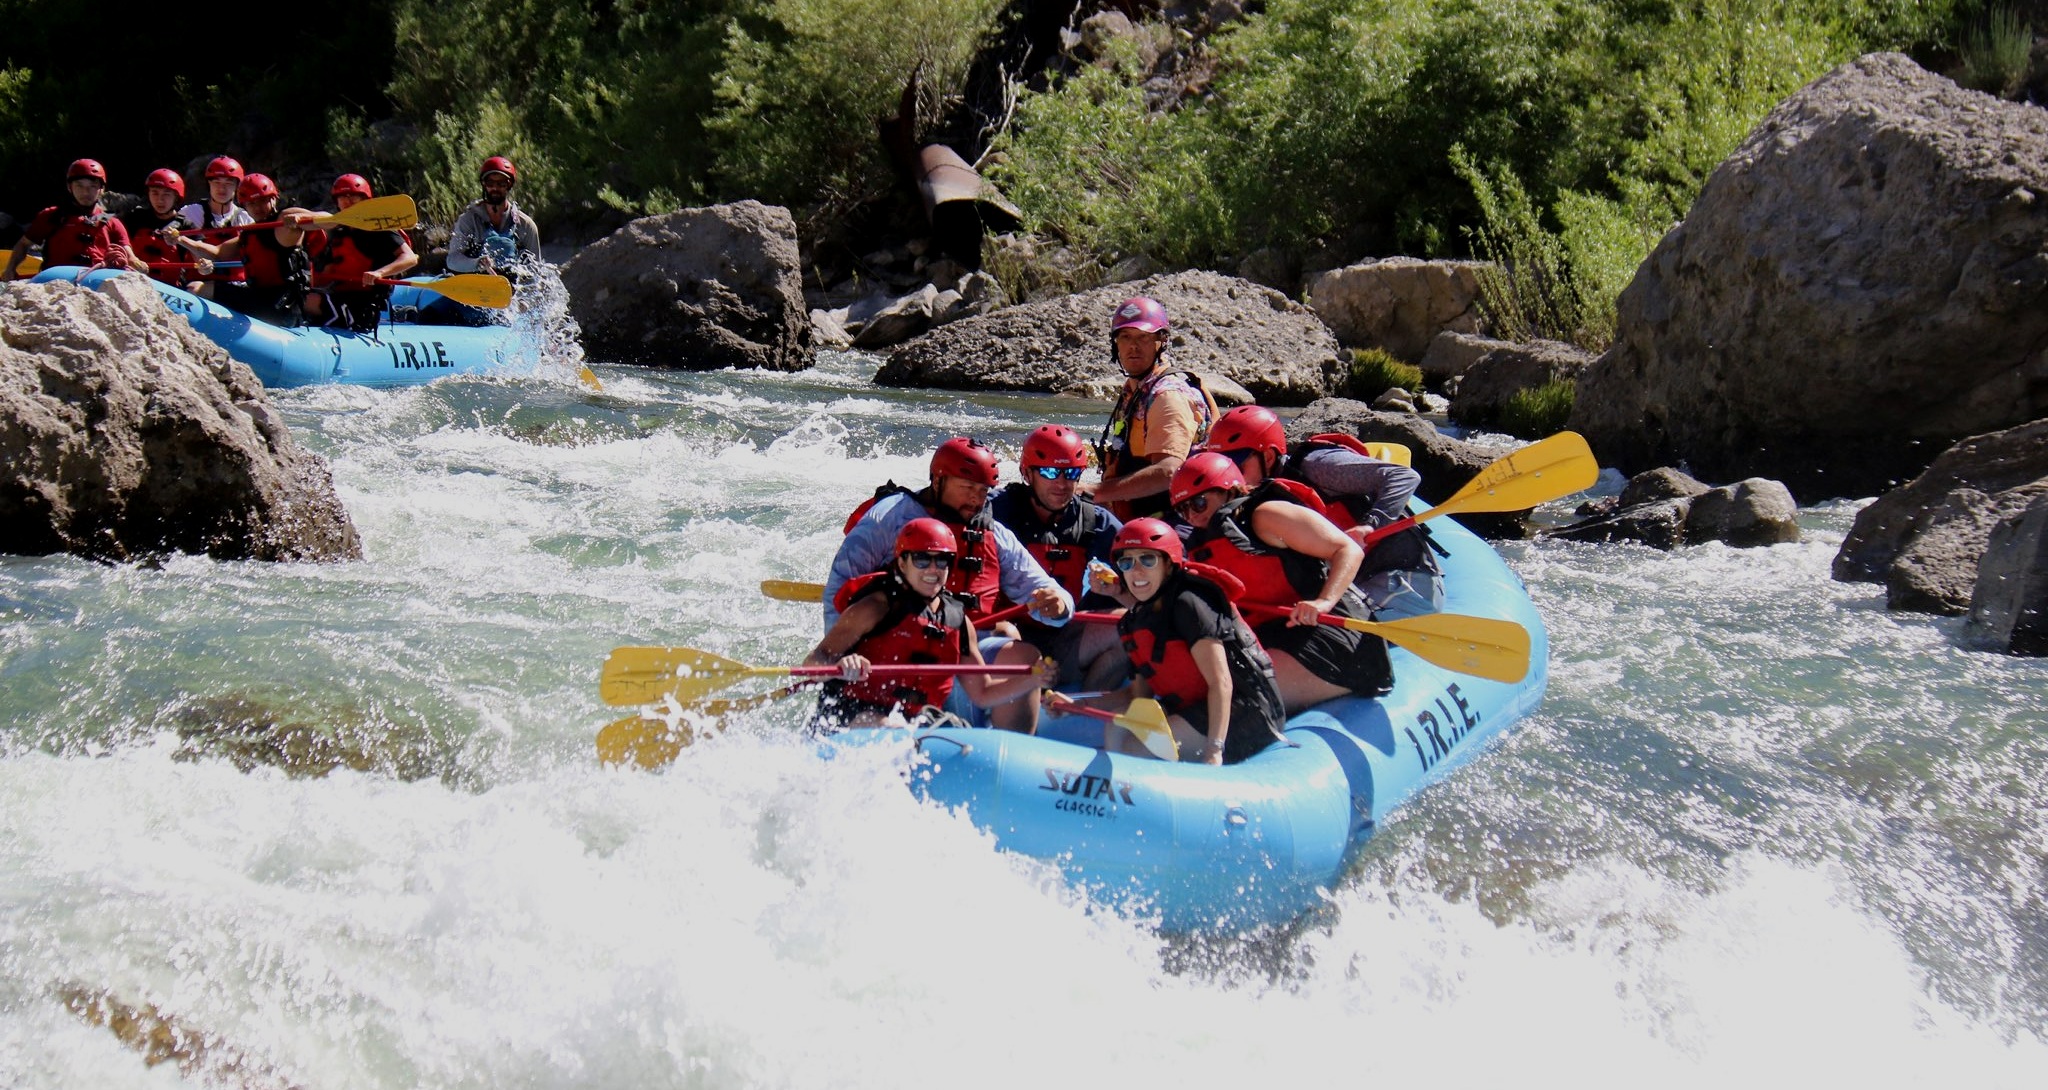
xmin=877 ymin=270 xmax=1343 ymax=404
xmin=1684 ymin=478 xmax=1803 ymax=547
xmin=1449 ymin=339 xmax=1594 ymax=431
xmin=1965 ymin=492 xmax=2048 ymax=655
xmin=852 ymin=284 xmax=939 ymax=348
xmin=1574 ymin=53 xmax=2048 ymax=498
xmin=1371 ymin=388 xmax=1418 ymax=413
xmin=0 ymin=277 xmax=359 ymax=562
xmin=1573 ymin=466 xmax=1709 ymax=519
xmin=562 ymin=200 xmax=814 ymax=371
xmin=1421 ymin=331 xmax=1507 ymax=384
xmin=1306 ymin=258 xmax=1488 ymax=359
xmin=810 ymin=308 xmax=853 ymax=349
xmin=1833 ymin=419 xmax=2048 ymax=613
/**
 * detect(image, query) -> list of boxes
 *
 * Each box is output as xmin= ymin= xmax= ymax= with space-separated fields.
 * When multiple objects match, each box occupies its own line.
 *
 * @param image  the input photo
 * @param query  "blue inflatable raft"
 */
xmin=33 ymin=266 xmax=524 ymax=388
xmin=832 ymin=509 xmax=1546 ymax=932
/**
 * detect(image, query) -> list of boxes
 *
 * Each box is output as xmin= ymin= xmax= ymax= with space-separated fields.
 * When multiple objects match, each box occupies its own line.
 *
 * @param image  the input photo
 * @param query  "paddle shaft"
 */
xmin=790 ymin=663 xmax=1037 ymax=680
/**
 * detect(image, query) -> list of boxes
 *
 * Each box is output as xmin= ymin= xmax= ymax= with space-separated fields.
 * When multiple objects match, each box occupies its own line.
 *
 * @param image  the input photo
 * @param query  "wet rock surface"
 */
xmin=0 ymin=276 xmax=359 ymax=563
xmin=562 ymin=200 xmax=814 ymax=371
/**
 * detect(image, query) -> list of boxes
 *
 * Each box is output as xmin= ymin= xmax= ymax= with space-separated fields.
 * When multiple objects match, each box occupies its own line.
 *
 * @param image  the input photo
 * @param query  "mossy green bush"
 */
xmin=1499 ymin=379 xmax=1578 ymax=439
xmin=1343 ymin=348 xmax=1426 ymax=401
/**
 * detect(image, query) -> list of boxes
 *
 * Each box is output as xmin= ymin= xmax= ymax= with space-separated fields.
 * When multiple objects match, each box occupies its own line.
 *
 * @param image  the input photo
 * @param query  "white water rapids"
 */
xmin=1 ymin=353 xmax=2043 ymax=1087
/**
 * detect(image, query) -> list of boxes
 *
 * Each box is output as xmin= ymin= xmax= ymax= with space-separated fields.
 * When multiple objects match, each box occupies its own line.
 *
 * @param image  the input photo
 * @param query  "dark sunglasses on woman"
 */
xmin=905 ymin=551 xmax=954 ymax=570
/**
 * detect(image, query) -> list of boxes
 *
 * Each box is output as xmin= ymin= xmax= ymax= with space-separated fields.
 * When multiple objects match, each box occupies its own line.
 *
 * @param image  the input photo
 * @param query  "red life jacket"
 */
xmin=239 ymin=227 xmax=309 ymax=291
xmin=119 ymin=209 xmax=194 ymax=284
xmin=311 ymin=227 xmax=403 ymax=293
xmin=828 ymin=572 xmax=972 ymax=712
xmin=1186 ymin=482 xmax=1333 ymax=609
xmin=31 ymin=204 xmax=128 ymax=268
xmin=1116 ymin=565 xmax=1263 ymax=717
xmin=843 ymin=483 xmax=1003 ymax=617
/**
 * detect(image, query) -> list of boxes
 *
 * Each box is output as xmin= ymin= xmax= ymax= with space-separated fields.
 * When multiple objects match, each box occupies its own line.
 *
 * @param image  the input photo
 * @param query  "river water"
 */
xmin=1 ymin=347 xmax=2044 ymax=1087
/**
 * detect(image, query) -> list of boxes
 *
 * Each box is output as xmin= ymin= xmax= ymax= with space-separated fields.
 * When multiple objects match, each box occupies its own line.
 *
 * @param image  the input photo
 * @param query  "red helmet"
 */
xmin=238 ymin=174 xmax=279 ymax=202
xmin=1169 ymin=451 xmax=1245 ymax=507
xmin=1110 ymin=296 xmax=1169 ymax=336
xmin=331 ymin=173 xmax=373 ymax=199
xmin=205 ymin=156 xmax=245 ymax=181
xmin=66 ymin=159 xmax=106 ymax=183
xmin=1204 ymin=405 xmax=1286 ymax=470
xmin=895 ymin=517 xmax=959 ymax=557
xmin=144 ymin=168 xmax=186 ymax=198
xmin=1110 ymin=517 xmax=1184 ymax=566
xmin=930 ymin=437 xmax=999 ymax=487
xmin=479 ymin=156 xmax=517 ymax=183
xmin=1020 ymin=424 xmax=1088 ymax=470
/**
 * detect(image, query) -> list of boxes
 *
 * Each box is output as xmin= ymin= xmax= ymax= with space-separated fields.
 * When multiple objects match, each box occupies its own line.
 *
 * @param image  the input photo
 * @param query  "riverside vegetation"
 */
xmin=1 ymin=0 xmax=2038 ymax=351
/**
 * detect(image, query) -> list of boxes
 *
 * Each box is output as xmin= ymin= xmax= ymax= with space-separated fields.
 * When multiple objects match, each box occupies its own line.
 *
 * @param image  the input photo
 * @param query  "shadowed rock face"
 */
xmin=1573 ymin=53 xmax=2048 ymax=499
xmin=561 ymin=200 xmax=814 ymax=372
xmin=1833 ymin=419 xmax=2048 ymax=614
xmin=0 ymin=277 xmax=359 ymax=562
xmin=877 ymin=270 xmax=1343 ymax=405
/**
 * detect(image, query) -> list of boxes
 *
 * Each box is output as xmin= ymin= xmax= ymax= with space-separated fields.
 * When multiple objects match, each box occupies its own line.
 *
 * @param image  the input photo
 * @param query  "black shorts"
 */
xmin=1254 ymin=618 xmax=1392 ymax=696
xmin=1175 ymin=678 xmax=1288 ymax=764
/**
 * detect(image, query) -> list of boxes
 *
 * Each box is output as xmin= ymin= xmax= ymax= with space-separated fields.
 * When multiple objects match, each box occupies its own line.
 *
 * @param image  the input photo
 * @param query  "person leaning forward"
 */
xmin=294 ymin=174 xmax=416 ymax=332
xmin=1091 ymin=295 xmax=1217 ymax=521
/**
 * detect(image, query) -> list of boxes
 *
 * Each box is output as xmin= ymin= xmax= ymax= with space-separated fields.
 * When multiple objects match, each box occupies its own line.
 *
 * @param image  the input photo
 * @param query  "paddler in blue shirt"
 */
xmin=826 ymin=437 xmax=1074 ymax=733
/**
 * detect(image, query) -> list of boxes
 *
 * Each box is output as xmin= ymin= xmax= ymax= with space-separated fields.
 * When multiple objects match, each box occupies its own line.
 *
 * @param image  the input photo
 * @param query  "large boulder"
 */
xmin=561 ymin=201 xmax=814 ymax=371
xmin=1833 ymin=419 xmax=2048 ymax=613
xmin=0 ymin=277 xmax=359 ymax=562
xmin=1573 ymin=53 xmax=2048 ymax=498
xmin=1554 ymin=469 xmax=1800 ymax=549
xmin=876 ymin=270 xmax=1341 ymax=405
xmin=1965 ymin=492 xmax=2048 ymax=655
xmin=1306 ymin=258 xmax=1487 ymax=360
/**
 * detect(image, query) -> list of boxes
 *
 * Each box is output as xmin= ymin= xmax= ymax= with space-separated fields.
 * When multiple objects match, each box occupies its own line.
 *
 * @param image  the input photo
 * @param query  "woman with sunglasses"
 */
xmin=1171 ymin=452 xmax=1393 ymax=711
xmin=807 ymin=518 xmax=1052 ymax=730
xmin=1065 ymin=518 xmax=1285 ymax=765
xmin=988 ymin=425 xmax=1128 ymax=689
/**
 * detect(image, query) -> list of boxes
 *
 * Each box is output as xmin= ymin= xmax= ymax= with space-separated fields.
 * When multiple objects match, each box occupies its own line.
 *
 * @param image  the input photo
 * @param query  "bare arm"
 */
xmin=805 ymin=594 xmax=888 ymax=679
xmin=1191 ymin=637 xmax=1231 ymax=765
xmin=1253 ymin=501 xmax=1363 ymax=625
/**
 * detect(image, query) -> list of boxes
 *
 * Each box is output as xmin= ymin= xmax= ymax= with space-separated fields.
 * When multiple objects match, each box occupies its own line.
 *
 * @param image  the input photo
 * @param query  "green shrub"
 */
xmin=1955 ymin=7 xmax=2034 ymax=97
xmin=706 ymin=0 xmax=1008 ymax=223
xmin=1343 ymin=348 xmax=1425 ymax=401
xmin=1499 ymin=379 xmax=1577 ymax=438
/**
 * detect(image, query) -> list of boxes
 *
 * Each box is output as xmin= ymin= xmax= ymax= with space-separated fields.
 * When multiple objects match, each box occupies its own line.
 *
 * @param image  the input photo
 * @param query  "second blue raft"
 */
xmin=34 ymin=266 xmax=525 ymax=388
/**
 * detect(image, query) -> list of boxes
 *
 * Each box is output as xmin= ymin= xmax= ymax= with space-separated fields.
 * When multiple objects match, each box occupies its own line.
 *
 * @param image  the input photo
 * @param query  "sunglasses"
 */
xmin=904 ymin=551 xmax=954 ymax=570
xmin=1032 ymin=466 xmax=1085 ymax=481
xmin=1174 ymin=491 xmax=1221 ymax=518
xmin=1115 ymin=552 xmax=1165 ymax=571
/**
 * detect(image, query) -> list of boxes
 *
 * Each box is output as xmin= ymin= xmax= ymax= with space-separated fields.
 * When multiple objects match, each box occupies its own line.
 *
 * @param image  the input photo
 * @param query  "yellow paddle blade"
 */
xmin=399 ymin=273 xmax=512 ymax=308
xmin=18 ymin=256 xmax=41 ymax=276
xmin=599 ymin=645 xmax=793 ymax=705
xmin=310 ymin=194 xmax=418 ymax=232
xmin=1118 ymin=698 xmax=1179 ymax=761
xmin=1364 ymin=441 xmax=1412 ymax=466
xmin=1341 ymin=611 xmax=1532 ymax=683
xmin=595 ymin=684 xmax=814 ymax=769
xmin=597 ymin=713 xmax=699 ymax=770
xmin=577 ymin=366 xmax=603 ymax=391
xmin=761 ymin=579 xmax=826 ymax=603
xmin=1430 ymin=431 xmax=1599 ymax=520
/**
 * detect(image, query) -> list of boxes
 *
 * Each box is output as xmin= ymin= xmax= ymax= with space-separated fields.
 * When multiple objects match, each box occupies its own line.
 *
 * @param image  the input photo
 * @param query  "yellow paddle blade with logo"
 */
xmin=1340 ymin=611 xmax=1532 ymax=683
xmin=1431 ymin=431 xmax=1599 ymax=520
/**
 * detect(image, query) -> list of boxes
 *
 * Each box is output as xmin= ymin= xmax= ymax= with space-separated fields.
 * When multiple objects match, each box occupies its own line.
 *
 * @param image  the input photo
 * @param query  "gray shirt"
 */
xmin=446 ymin=199 xmax=540 ymax=273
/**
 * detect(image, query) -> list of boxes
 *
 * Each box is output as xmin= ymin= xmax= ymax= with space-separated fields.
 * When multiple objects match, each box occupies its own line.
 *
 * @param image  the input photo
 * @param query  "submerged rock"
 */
xmin=0 ymin=277 xmax=359 ymax=562
xmin=1555 ymin=468 xmax=1800 ymax=549
xmin=1574 ymin=53 xmax=2048 ymax=498
xmin=877 ymin=270 xmax=1342 ymax=405
xmin=562 ymin=200 xmax=814 ymax=371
